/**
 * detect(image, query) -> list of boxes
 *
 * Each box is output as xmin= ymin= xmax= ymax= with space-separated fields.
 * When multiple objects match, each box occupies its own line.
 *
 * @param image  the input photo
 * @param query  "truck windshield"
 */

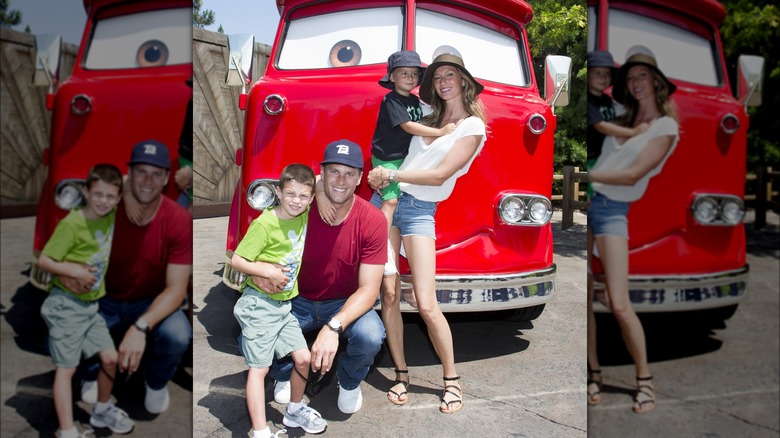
xmin=415 ymin=9 xmax=527 ymax=87
xmin=607 ymin=9 xmax=719 ymax=86
xmin=278 ymin=7 xmax=403 ymax=69
xmin=84 ymin=8 xmax=191 ymax=70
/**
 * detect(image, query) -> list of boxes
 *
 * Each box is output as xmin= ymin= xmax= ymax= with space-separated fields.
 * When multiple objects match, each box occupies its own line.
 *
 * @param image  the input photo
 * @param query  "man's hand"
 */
xmin=58 ymin=266 xmax=98 ymax=294
xmin=118 ymin=325 xmax=147 ymax=375
xmin=310 ymin=327 xmax=340 ymax=373
xmin=249 ymin=263 xmax=290 ymax=293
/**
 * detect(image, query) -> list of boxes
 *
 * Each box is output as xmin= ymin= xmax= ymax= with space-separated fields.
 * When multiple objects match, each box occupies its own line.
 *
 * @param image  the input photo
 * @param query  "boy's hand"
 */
xmin=315 ymin=179 xmax=337 ymax=224
xmin=439 ymin=122 xmax=456 ymax=136
xmin=632 ymin=122 xmax=650 ymax=136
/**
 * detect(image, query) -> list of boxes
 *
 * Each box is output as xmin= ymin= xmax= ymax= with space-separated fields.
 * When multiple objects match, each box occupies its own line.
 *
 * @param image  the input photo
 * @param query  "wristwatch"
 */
xmin=134 ymin=318 xmax=151 ymax=334
xmin=327 ymin=318 xmax=343 ymax=334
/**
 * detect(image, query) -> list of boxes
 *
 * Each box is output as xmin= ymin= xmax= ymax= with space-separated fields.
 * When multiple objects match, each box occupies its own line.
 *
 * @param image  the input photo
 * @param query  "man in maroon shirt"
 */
xmin=65 ymin=140 xmax=192 ymax=415
xmin=248 ymin=140 xmax=388 ymax=415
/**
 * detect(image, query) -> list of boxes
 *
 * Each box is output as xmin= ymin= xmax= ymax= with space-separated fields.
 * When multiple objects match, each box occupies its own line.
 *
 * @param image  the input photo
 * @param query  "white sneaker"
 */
xmin=337 ymin=384 xmax=363 ymax=414
xmin=273 ymin=380 xmax=291 ymax=404
xmin=80 ymin=380 xmax=98 ymax=404
xmin=144 ymin=384 xmax=170 ymax=414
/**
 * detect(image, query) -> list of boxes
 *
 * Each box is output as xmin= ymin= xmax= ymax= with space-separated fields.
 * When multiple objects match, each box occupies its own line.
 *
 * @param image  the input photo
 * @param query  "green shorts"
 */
xmin=586 ymin=158 xmax=597 ymax=200
xmin=233 ymin=287 xmax=307 ymax=368
xmin=40 ymin=288 xmax=114 ymax=368
xmin=372 ymin=156 xmax=405 ymax=202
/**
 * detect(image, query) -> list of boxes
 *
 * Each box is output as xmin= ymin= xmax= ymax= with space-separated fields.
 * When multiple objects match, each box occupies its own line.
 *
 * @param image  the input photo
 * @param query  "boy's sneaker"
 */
xmin=337 ymin=384 xmax=363 ymax=414
xmin=55 ymin=427 xmax=94 ymax=438
xmin=144 ymin=384 xmax=170 ymax=414
xmin=80 ymin=380 xmax=98 ymax=404
xmin=89 ymin=404 xmax=134 ymax=434
xmin=282 ymin=402 xmax=327 ymax=434
xmin=273 ymin=380 xmax=291 ymax=404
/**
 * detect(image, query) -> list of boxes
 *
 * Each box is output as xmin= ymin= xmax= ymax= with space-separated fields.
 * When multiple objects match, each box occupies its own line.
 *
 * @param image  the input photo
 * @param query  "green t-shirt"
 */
xmin=41 ymin=208 xmax=116 ymax=301
xmin=234 ymin=207 xmax=308 ymax=301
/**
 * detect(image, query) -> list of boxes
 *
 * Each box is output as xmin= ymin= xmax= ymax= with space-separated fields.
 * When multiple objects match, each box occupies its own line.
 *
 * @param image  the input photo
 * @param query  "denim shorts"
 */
xmin=588 ymin=192 xmax=630 ymax=239
xmin=392 ymin=192 xmax=438 ymax=239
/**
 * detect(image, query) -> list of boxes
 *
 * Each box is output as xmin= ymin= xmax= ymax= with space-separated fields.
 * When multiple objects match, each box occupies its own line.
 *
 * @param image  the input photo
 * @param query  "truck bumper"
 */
xmin=223 ymin=251 xmax=556 ymax=313
xmin=592 ymin=265 xmax=749 ymax=313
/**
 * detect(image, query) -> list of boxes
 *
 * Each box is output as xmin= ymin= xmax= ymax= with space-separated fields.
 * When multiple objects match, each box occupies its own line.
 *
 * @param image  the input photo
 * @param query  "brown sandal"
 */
xmin=387 ymin=369 xmax=409 ymax=405
xmin=587 ymin=368 xmax=602 ymax=405
xmin=439 ymin=376 xmax=463 ymax=414
xmin=632 ymin=376 xmax=656 ymax=414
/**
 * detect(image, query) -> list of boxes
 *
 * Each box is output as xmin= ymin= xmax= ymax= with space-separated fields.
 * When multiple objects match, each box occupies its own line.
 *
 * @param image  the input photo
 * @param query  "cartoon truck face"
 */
xmin=223 ymin=0 xmax=572 ymax=321
xmin=29 ymin=0 xmax=192 ymax=289
xmin=588 ymin=0 xmax=764 ymax=317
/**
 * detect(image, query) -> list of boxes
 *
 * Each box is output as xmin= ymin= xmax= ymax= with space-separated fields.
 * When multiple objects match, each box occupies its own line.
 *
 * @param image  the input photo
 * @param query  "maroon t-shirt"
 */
xmin=298 ymin=196 xmax=388 ymax=301
xmin=105 ymin=197 xmax=192 ymax=300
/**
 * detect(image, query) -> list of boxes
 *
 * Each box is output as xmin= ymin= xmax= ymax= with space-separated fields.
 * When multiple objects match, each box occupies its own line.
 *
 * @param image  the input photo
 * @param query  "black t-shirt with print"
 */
xmin=587 ymin=92 xmax=617 ymax=162
xmin=371 ymin=90 xmax=424 ymax=161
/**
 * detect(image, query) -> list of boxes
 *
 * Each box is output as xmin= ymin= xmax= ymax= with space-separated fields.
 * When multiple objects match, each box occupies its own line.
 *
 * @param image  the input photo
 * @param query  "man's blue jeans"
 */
xmin=245 ymin=295 xmax=385 ymax=391
xmin=82 ymin=296 xmax=192 ymax=389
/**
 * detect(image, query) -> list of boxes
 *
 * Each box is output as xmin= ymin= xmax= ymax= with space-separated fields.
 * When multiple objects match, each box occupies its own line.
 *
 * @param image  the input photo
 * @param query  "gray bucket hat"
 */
xmin=378 ymin=50 xmax=426 ymax=90
xmin=587 ymin=51 xmax=619 ymax=81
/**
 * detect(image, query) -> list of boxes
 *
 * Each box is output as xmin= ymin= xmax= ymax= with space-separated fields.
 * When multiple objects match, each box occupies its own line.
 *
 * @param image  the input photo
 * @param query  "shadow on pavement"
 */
xmin=595 ymin=313 xmax=724 ymax=366
xmin=4 ymin=280 xmax=49 ymax=356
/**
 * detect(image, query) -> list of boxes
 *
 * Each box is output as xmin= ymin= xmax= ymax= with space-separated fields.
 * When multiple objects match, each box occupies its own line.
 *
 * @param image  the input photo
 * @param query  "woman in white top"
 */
xmin=367 ymin=51 xmax=486 ymax=414
xmin=587 ymin=46 xmax=680 ymax=414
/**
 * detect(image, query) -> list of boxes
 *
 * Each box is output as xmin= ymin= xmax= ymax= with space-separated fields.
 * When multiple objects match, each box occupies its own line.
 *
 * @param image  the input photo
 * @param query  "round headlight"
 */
xmin=528 ymin=198 xmax=553 ymax=224
xmin=692 ymin=196 xmax=718 ymax=224
xmin=246 ymin=180 xmax=277 ymax=211
xmin=499 ymin=196 xmax=526 ymax=223
xmin=54 ymin=181 xmax=85 ymax=210
xmin=720 ymin=198 xmax=745 ymax=225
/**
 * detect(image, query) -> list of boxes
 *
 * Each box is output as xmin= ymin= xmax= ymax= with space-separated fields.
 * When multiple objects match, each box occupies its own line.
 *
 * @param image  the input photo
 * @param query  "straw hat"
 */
xmin=612 ymin=45 xmax=676 ymax=104
xmin=418 ymin=52 xmax=483 ymax=104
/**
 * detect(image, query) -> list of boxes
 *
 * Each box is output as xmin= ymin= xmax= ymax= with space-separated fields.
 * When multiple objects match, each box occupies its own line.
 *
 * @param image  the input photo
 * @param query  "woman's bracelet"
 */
xmin=389 ymin=170 xmax=398 ymax=182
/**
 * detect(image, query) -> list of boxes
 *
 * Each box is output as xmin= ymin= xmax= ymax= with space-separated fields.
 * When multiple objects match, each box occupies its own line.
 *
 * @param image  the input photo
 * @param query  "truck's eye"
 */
xmin=136 ymin=40 xmax=169 ymax=67
xmin=329 ymin=40 xmax=362 ymax=67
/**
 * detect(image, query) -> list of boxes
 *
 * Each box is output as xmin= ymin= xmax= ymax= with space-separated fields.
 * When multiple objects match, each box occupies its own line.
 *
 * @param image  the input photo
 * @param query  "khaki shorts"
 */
xmin=40 ymin=288 xmax=114 ymax=368
xmin=234 ymin=287 xmax=307 ymax=368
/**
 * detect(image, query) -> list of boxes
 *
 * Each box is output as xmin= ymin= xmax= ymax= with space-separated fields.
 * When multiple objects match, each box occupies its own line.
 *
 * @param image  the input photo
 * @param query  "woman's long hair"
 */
xmin=422 ymin=69 xmax=487 ymax=127
xmin=616 ymin=68 xmax=678 ymax=126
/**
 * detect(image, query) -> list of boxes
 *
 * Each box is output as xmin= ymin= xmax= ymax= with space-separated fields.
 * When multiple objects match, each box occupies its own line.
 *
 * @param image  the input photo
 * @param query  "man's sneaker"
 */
xmin=89 ymin=404 xmax=134 ymax=434
xmin=337 ymin=384 xmax=363 ymax=414
xmin=282 ymin=402 xmax=327 ymax=434
xmin=80 ymin=380 xmax=98 ymax=404
xmin=144 ymin=384 xmax=170 ymax=414
xmin=273 ymin=380 xmax=291 ymax=404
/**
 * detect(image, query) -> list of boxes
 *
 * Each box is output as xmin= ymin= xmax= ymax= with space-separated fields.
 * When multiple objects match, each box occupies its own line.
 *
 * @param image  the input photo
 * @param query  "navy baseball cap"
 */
xmin=320 ymin=139 xmax=363 ymax=170
xmin=378 ymin=50 xmax=426 ymax=90
xmin=127 ymin=139 xmax=170 ymax=170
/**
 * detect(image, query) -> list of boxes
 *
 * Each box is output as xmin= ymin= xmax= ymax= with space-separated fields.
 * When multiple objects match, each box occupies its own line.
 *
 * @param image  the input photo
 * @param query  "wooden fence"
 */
xmin=553 ymin=166 xmax=588 ymax=230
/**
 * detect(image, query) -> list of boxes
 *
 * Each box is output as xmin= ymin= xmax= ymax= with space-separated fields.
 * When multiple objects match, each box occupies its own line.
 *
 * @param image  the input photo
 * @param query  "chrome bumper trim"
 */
xmin=592 ymin=266 xmax=749 ymax=313
xmin=223 ymin=252 xmax=556 ymax=313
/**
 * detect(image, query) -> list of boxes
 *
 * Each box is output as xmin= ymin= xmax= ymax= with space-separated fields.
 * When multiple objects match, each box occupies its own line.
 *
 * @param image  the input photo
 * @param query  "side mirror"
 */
xmin=226 ymin=33 xmax=255 ymax=88
xmin=33 ymin=34 xmax=62 ymax=89
xmin=544 ymin=55 xmax=571 ymax=113
xmin=737 ymin=54 xmax=764 ymax=108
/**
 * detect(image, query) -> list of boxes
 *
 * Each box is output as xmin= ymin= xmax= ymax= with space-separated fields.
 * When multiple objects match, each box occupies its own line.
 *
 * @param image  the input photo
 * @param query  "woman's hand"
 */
xmin=367 ymin=166 xmax=390 ymax=191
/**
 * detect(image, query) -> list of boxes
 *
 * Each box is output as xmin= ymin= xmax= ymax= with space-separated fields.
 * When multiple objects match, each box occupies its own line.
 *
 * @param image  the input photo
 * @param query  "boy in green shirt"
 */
xmin=38 ymin=164 xmax=134 ymax=437
xmin=232 ymin=164 xmax=327 ymax=437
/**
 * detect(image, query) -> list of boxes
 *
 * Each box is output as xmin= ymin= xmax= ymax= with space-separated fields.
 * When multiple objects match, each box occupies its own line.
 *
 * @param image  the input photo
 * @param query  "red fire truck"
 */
xmin=29 ymin=0 xmax=192 ymax=289
xmin=588 ymin=0 xmax=765 ymax=318
xmin=222 ymin=0 xmax=572 ymax=321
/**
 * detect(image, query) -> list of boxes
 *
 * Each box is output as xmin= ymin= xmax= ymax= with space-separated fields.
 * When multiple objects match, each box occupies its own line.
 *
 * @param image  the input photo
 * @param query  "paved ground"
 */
xmin=1 ymin=217 xmax=193 ymax=437
xmin=192 ymin=210 xmax=589 ymax=438
xmin=588 ymin=211 xmax=780 ymax=437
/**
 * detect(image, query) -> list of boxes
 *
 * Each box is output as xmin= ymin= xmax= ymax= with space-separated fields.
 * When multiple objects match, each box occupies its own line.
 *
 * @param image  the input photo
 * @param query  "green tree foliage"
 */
xmin=720 ymin=0 xmax=780 ymax=170
xmin=526 ymin=1 xmax=588 ymax=174
xmin=193 ymin=0 xmax=216 ymax=28
xmin=0 ymin=0 xmax=22 ymax=27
